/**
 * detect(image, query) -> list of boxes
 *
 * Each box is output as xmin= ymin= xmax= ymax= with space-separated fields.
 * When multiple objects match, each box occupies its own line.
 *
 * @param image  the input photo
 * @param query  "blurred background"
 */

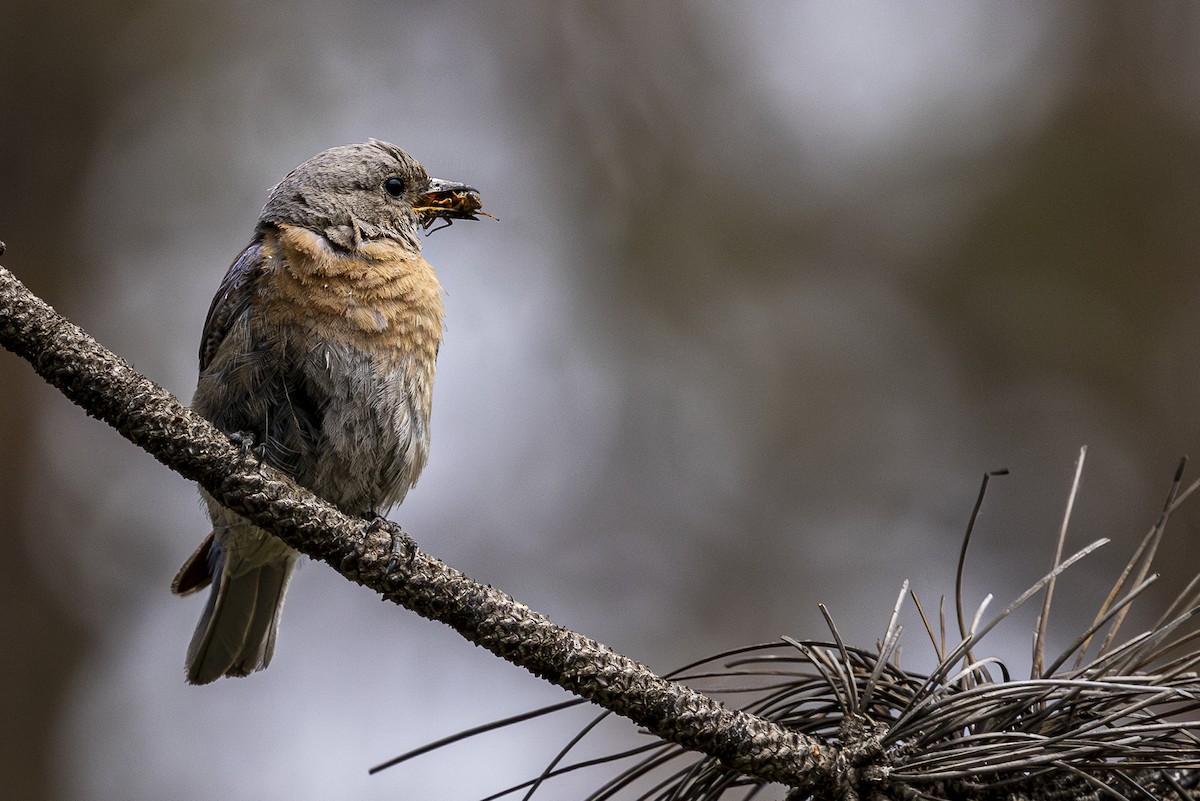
xmin=4 ymin=2 xmax=1200 ymax=799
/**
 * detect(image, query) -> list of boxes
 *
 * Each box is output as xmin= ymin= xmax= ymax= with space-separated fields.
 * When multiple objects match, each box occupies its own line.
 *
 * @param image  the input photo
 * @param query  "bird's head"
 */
xmin=259 ymin=139 xmax=486 ymax=252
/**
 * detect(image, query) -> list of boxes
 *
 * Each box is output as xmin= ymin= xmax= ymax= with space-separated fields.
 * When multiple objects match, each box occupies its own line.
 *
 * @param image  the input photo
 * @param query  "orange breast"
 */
xmin=261 ymin=224 xmax=445 ymax=363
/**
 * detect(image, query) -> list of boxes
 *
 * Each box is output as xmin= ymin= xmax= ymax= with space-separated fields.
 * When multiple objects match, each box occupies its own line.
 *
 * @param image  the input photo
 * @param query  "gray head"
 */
xmin=258 ymin=139 xmax=480 ymax=252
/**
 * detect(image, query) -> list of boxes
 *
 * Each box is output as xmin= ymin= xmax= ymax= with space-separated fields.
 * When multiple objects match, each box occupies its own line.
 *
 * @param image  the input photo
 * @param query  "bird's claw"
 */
xmin=228 ymin=431 xmax=267 ymax=467
xmin=366 ymin=516 xmax=416 ymax=575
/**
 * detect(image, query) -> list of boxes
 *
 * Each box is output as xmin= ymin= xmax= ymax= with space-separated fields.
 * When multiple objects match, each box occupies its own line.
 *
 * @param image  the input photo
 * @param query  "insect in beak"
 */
xmin=414 ymin=179 xmax=497 ymax=233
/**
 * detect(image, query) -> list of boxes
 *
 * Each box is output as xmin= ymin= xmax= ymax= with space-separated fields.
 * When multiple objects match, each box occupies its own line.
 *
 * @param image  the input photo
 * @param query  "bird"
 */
xmin=171 ymin=139 xmax=486 ymax=684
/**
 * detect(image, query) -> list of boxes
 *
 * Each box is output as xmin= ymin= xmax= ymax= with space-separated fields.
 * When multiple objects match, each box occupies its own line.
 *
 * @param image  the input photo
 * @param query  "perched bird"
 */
xmin=172 ymin=140 xmax=486 ymax=684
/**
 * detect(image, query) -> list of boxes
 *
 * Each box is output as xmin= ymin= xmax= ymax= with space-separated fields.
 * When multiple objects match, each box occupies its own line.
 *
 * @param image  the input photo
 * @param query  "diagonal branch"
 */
xmin=0 ymin=263 xmax=838 ymax=792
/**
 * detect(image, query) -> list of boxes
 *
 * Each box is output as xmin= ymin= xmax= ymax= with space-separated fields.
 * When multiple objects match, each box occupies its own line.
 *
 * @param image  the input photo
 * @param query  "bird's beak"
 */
xmin=414 ymin=178 xmax=494 ymax=231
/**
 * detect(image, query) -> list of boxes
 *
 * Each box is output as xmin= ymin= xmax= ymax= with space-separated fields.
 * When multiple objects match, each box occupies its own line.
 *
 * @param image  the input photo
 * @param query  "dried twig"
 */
xmin=403 ymin=464 xmax=1200 ymax=801
xmin=0 ymin=264 xmax=835 ymax=792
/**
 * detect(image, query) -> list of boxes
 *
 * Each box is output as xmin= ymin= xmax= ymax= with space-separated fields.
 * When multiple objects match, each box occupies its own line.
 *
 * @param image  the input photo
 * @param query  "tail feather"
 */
xmin=172 ymin=532 xmax=216 ymax=596
xmin=185 ymin=557 xmax=296 ymax=685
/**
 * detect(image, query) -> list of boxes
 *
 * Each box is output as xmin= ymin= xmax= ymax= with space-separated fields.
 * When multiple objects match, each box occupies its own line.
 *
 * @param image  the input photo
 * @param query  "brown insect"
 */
xmin=414 ymin=184 xmax=497 ymax=234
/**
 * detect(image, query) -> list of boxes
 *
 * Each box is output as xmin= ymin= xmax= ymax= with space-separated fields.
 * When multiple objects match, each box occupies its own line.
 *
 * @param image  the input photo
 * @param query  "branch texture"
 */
xmin=0 ymin=264 xmax=838 ymax=792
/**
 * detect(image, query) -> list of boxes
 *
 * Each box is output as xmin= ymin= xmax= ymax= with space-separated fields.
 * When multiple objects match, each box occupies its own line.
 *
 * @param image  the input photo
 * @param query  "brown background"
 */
xmin=4 ymin=3 xmax=1200 ymax=799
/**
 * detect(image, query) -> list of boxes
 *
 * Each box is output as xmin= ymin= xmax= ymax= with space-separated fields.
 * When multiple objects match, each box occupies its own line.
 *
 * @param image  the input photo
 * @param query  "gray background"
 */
xmin=4 ymin=3 xmax=1200 ymax=799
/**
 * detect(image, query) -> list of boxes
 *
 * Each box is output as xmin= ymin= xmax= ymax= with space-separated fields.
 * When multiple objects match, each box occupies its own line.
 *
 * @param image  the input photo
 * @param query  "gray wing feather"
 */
xmin=199 ymin=238 xmax=266 ymax=370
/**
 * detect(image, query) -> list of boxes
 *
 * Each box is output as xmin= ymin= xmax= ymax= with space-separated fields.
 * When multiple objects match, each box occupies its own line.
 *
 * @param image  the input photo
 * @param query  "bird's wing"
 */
xmin=199 ymin=238 xmax=266 ymax=370
xmin=193 ymin=232 xmax=325 ymax=485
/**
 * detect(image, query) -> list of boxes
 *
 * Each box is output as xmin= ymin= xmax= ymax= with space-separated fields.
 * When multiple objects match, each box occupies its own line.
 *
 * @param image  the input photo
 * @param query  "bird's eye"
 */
xmin=383 ymin=177 xmax=405 ymax=197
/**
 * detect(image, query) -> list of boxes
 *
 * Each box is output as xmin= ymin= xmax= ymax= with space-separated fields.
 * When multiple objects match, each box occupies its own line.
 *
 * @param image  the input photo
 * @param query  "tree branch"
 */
xmin=0 ymin=263 xmax=839 ymax=793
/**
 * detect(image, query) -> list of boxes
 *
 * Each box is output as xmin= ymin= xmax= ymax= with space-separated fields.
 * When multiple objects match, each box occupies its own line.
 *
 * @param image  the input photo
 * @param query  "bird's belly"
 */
xmin=306 ymin=342 xmax=431 ymax=517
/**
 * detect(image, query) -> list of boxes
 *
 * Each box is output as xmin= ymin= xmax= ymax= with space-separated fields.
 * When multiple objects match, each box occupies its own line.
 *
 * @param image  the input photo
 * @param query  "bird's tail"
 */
xmin=176 ymin=538 xmax=297 ymax=685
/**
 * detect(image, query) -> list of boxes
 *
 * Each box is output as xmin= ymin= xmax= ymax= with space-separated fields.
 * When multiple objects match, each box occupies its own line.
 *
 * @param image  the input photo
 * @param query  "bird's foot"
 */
xmin=366 ymin=516 xmax=416 ymax=575
xmin=228 ymin=431 xmax=267 ymax=466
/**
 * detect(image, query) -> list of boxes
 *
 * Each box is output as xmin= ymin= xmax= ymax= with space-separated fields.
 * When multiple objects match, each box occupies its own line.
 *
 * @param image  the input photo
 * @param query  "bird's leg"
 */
xmin=365 ymin=515 xmax=417 ymax=575
xmin=227 ymin=430 xmax=268 ymax=468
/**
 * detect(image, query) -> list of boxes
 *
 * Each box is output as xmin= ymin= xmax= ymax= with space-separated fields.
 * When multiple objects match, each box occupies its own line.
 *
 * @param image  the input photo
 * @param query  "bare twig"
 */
xmin=955 ymin=469 xmax=1007 ymax=673
xmin=434 ymin=459 xmax=1200 ymax=801
xmin=1032 ymin=445 xmax=1086 ymax=679
xmin=0 ymin=264 xmax=837 ymax=792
